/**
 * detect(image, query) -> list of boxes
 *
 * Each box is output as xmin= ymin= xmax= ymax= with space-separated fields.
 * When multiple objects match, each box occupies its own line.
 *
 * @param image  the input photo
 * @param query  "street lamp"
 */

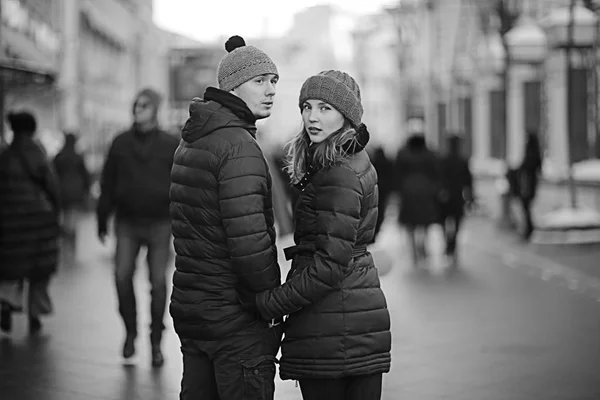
xmin=505 ymin=17 xmax=547 ymax=64
xmin=533 ymin=0 xmax=600 ymax=244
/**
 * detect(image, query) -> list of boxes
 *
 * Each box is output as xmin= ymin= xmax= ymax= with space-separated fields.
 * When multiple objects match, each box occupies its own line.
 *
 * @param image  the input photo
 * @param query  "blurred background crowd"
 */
xmin=3 ymin=0 xmax=600 ymax=244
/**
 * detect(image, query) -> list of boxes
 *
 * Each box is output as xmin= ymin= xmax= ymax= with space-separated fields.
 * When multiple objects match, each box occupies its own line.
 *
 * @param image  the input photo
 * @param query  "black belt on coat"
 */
xmin=283 ymin=243 xmax=368 ymax=261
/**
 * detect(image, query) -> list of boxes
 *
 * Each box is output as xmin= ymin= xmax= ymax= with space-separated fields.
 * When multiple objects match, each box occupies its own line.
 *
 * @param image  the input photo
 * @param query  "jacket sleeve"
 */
xmin=96 ymin=138 xmax=119 ymax=234
xmin=40 ymin=157 xmax=61 ymax=213
xmin=79 ymin=155 xmax=91 ymax=194
xmin=218 ymin=140 xmax=281 ymax=310
xmin=256 ymin=166 xmax=362 ymax=320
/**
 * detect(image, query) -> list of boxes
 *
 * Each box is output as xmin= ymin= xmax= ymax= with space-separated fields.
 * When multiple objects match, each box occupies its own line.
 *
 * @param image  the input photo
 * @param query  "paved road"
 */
xmin=1 ymin=213 xmax=599 ymax=400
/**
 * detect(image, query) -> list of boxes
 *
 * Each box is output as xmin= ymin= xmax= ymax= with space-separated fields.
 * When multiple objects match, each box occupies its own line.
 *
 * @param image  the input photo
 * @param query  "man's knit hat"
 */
xmin=217 ymin=35 xmax=278 ymax=92
xmin=298 ymin=70 xmax=363 ymax=128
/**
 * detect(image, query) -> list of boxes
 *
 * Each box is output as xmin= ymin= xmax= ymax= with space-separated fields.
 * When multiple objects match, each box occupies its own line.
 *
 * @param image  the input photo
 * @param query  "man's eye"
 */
xmin=255 ymin=78 xmax=264 ymax=84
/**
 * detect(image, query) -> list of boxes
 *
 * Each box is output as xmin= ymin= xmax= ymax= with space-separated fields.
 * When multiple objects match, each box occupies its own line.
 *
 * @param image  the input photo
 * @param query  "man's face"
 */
xmin=133 ymin=95 xmax=154 ymax=125
xmin=231 ymin=74 xmax=278 ymax=120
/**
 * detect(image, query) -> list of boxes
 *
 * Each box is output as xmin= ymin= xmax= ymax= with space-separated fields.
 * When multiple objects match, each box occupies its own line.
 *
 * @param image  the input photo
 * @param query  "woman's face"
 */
xmin=301 ymin=99 xmax=345 ymax=144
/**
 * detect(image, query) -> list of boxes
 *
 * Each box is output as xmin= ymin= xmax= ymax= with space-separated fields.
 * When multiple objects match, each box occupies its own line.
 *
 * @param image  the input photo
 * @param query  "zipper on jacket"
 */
xmin=295 ymin=380 xmax=298 ymax=388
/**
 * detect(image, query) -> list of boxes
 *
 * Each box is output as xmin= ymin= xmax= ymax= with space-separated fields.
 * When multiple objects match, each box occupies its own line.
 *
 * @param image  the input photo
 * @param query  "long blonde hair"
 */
xmin=284 ymin=120 xmax=360 ymax=184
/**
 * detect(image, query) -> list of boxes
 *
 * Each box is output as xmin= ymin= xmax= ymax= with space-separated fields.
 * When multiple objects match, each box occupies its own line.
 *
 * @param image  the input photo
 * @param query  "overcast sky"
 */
xmin=153 ymin=0 xmax=398 ymax=43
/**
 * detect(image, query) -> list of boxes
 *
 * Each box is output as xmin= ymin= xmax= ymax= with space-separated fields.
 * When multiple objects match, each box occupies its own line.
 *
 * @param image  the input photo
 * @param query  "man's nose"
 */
xmin=265 ymin=81 xmax=276 ymax=96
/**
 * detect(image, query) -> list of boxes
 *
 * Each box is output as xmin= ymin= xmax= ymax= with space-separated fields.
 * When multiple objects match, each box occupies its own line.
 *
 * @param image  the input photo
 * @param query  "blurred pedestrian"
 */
xmin=369 ymin=145 xmax=393 ymax=243
xmin=439 ymin=134 xmax=473 ymax=266
xmin=394 ymin=133 xmax=442 ymax=266
xmin=0 ymin=111 xmax=61 ymax=334
xmin=53 ymin=132 xmax=91 ymax=251
xmin=256 ymin=70 xmax=391 ymax=400
xmin=96 ymin=88 xmax=178 ymax=366
xmin=517 ymin=131 xmax=542 ymax=240
xmin=169 ymin=35 xmax=282 ymax=400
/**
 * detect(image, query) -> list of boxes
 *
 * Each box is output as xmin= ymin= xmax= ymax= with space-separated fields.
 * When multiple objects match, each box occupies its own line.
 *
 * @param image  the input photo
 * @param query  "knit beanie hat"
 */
xmin=217 ymin=35 xmax=278 ymax=92
xmin=298 ymin=70 xmax=363 ymax=128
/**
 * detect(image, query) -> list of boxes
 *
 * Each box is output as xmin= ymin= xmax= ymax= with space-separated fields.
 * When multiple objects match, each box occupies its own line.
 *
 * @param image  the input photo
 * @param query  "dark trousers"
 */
xmin=179 ymin=323 xmax=282 ymax=400
xmin=114 ymin=218 xmax=171 ymax=344
xmin=299 ymin=374 xmax=383 ymax=400
xmin=519 ymin=197 xmax=534 ymax=239
xmin=442 ymin=213 xmax=463 ymax=256
xmin=406 ymin=225 xmax=429 ymax=264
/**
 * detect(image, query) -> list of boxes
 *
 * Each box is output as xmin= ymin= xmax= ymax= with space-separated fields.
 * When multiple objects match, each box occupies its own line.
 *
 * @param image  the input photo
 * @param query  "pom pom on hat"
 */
xmin=225 ymin=35 xmax=246 ymax=52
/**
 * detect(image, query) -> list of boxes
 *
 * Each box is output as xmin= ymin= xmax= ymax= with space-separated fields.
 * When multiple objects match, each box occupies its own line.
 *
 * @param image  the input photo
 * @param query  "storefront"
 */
xmin=0 ymin=0 xmax=61 ymax=152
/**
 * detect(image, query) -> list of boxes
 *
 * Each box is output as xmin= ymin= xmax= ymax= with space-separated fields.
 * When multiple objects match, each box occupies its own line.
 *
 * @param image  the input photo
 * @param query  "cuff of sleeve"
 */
xmin=255 ymin=291 xmax=273 ymax=321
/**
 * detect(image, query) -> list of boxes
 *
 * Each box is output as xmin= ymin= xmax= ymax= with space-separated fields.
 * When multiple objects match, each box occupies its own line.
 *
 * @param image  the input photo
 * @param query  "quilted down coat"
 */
xmin=169 ymin=87 xmax=281 ymax=340
xmin=0 ymin=136 xmax=61 ymax=282
xmin=256 ymin=126 xmax=392 ymax=380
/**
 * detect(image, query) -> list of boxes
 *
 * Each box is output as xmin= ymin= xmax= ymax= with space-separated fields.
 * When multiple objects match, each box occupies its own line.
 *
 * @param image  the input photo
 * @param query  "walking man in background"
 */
xmin=53 ymin=132 xmax=90 ymax=258
xmin=439 ymin=134 xmax=474 ymax=266
xmin=96 ymin=88 xmax=179 ymax=367
xmin=170 ymin=35 xmax=282 ymax=399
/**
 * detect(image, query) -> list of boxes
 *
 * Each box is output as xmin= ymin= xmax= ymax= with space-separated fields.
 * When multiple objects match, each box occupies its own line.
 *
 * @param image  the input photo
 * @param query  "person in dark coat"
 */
xmin=394 ymin=134 xmax=442 ymax=265
xmin=169 ymin=35 xmax=282 ymax=400
xmin=256 ymin=70 xmax=391 ymax=400
xmin=0 ymin=111 xmax=61 ymax=334
xmin=53 ymin=132 xmax=90 ymax=247
xmin=370 ymin=145 xmax=393 ymax=243
xmin=96 ymin=87 xmax=179 ymax=366
xmin=517 ymin=131 xmax=542 ymax=240
xmin=439 ymin=134 xmax=473 ymax=264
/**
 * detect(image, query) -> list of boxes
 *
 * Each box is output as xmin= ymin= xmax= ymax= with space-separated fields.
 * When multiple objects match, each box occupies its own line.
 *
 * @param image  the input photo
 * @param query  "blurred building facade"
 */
xmin=59 ymin=0 xmax=201 ymax=173
xmin=256 ymin=5 xmax=358 ymax=152
xmin=364 ymin=0 xmax=600 ymax=183
xmin=352 ymin=11 xmax=406 ymax=157
xmin=0 ymin=0 xmax=62 ymax=148
xmin=1 ymin=0 xmax=202 ymax=173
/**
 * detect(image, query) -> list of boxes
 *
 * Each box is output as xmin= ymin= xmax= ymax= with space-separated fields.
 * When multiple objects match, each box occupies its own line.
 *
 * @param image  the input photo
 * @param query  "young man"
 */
xmin=170 ymin=35 xmax=282 ymax=400
xmin=96 ymin=88 xmax=179 ymax=367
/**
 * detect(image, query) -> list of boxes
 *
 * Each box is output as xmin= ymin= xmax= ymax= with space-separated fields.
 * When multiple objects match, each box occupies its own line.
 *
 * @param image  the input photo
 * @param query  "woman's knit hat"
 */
xmin=217 ymin=35 xmax=278 ymax=92
xmin=298 ymin=70 xmax=363 ymax=128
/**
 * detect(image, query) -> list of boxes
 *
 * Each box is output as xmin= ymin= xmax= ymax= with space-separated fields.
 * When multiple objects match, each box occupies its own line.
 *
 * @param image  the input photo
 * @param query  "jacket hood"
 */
xmin=181 ymin=87 xmax=256 ymax=143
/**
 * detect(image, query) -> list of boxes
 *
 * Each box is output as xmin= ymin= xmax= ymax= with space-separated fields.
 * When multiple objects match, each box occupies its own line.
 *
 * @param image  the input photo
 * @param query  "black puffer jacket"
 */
xmin=256 ymin=127 xmax=391 ymax=380
xmin=170 ymin=87 xmax=281 ymax=340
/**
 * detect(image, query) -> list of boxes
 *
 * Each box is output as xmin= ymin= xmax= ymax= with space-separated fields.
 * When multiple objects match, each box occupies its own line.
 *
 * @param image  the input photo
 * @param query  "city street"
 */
xmin=1 ymin=212 xmax=599 ymax=400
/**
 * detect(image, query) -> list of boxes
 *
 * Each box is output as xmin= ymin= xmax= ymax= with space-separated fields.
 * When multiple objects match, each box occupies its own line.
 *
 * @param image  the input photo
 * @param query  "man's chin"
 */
xmin=254 ymin=111 xmax=272 ymax=120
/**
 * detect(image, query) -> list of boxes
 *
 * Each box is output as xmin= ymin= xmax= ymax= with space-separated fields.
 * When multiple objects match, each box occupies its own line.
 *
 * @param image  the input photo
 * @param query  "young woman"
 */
xmin=256 ymin=70 xmax=391 ymax=400
xmin=0 ymin=111 xmax=61 ymax=334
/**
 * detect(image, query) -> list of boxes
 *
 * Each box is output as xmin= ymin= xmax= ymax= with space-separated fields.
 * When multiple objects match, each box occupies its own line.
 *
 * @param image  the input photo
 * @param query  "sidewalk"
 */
xmin=462 ymin=215 xmax=600 ymax=302
xmin=470 ymin=177 xmax=600 ymax=275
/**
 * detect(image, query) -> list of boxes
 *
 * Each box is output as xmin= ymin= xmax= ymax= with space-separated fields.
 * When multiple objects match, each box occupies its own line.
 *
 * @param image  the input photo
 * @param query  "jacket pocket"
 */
xmin=239 ymin=355 xmax=277 ymax=400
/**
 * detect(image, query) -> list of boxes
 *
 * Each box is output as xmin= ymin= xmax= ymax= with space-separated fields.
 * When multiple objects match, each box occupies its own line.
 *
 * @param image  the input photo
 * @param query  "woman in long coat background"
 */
xmin=0 ymin=111 xmax=61 ymax=334
xmin=394 ymin=134 xmax=442 ymax=266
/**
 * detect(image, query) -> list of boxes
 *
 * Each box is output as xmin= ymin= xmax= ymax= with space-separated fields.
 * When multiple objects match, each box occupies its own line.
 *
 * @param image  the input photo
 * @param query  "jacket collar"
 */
xmin=204 ymin=87 xmax=256 ymax=126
